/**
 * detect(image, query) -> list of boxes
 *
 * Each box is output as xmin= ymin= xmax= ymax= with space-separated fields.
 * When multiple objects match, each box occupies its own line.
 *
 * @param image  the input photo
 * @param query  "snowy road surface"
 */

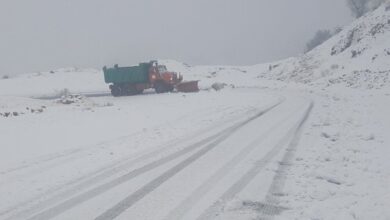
xmin=0 ymin=89 xmax=313 ymax=220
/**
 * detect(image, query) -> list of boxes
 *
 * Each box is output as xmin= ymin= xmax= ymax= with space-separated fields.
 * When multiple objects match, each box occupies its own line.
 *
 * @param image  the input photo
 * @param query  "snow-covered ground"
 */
xmin=279 ymin=89 xmax=390 ymax=220
xmin=1 ymin=3 xmax=389 ymax=220
xmin=1 ymin=71 xmax=388 ymax=220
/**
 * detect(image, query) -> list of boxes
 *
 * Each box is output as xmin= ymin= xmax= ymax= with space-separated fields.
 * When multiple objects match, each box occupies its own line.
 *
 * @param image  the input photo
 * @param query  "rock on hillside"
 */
xmin=262 ymin=2 xmax=390 ymax=89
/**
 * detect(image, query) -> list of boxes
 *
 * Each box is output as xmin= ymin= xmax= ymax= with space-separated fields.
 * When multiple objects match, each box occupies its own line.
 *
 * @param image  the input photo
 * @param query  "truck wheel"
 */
xmin=136 ymin=89 xmax=144 ymax=94
xmin=110 ymin=85 xmax=122 ymax=97
xmin=167 ymin=85 xmax=174 ymax=92
xmin=155 ymin=83 xmax=165 ymax=94
xmin=126 ymin=85 xmax=138 ymax=96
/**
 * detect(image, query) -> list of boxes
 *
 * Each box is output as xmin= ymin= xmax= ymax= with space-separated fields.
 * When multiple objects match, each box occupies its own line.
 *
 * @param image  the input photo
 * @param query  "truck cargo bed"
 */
xmin=103 ymin=63 xmax=151 ymax=84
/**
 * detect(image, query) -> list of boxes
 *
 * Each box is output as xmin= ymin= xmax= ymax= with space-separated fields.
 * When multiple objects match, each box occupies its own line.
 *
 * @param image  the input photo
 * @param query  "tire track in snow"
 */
xmin=197 ymin=101 xmax=313 ymax=220
xmin=1 ymin=104 xmax=261 ymax=219
xmin=23 ymin=102 xmax=281 ymax=220
xmin=0 ymin=104 xmax=238 ymax=179
xmin=162 ymin=104 xmax=302 ymax=220
xmin=256 ymin=101 xmax=314 ymax=219
xmin=16 ymin=135 xmax=222 ymax=220
xmin=92 ymin=103 xmax=280 ymax=220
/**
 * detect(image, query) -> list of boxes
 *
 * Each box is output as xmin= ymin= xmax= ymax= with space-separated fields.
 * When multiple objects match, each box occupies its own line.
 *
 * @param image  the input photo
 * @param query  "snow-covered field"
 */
xmin=1 ymin=71 xmax=389 ymax=220
xmin=1 ymin=3 xmax=389 ymax=220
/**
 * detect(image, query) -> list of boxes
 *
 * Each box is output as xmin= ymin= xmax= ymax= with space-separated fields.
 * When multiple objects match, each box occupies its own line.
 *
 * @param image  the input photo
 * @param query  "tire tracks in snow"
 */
xmin=162 ymin=103 xmax=303 ymax=220
xmin=19 ymin=102 xmax=281 ymax=220
xmin=0 ymin=103 xmax=262 ymax=219
xmin=197 ymin=101 xmax=313 ymax=220
xmin=0 ymin=104 xmax=239 ymax=179
xmin=256 ymin=101 xmax=314 ymax=219
xmin=93 ymin=102 xmax=281 ymax=220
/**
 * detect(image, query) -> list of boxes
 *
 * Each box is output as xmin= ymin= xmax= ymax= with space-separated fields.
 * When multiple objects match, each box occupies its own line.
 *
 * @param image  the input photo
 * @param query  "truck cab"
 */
xmin=148 ymin=61 xmax=183 ymax=93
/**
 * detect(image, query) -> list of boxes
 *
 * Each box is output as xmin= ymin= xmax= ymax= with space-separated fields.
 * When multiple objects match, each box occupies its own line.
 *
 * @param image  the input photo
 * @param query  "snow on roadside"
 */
xmin=276 ymin=88 xmax=390 ymax=220
xmin=0 ymin=68 xmax=106 ymax=97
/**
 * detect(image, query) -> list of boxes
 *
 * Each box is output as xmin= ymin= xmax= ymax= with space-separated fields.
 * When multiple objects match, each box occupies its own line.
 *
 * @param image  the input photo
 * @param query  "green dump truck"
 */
xmin=103 ymin=61 xmax=184 ymax=96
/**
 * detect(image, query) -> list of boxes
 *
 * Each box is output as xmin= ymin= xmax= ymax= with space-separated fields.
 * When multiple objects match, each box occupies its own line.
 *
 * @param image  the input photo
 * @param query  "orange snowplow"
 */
xmin=175 ymin=81 xmax=200 ymax=93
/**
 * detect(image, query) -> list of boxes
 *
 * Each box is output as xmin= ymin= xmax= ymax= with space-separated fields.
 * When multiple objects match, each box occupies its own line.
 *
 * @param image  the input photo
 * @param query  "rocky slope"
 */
xmin=262 ymin=2 xmax=390 ymax=90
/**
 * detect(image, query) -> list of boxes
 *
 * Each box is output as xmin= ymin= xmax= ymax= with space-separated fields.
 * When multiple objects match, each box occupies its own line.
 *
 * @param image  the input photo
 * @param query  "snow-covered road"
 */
xmin=0 ymin=89 xmax=313 ymax=220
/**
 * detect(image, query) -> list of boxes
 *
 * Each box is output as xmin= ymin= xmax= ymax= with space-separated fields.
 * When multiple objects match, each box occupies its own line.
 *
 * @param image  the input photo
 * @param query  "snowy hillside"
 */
xmin=161 ymin=3 xmax=390 ymax=91
xmin=262 ymin=2 xmax=390 ymax=89
xmin=2 ymin=1 xmax=387 ymax=99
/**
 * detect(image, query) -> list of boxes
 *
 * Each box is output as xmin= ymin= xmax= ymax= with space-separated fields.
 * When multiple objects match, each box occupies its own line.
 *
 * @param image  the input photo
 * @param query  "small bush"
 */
xmin=56 ymin=88 xmax=70 ymax=98
xmin=347 ymin=0 xmax=386 ymax=18
xmin=104 ymin=102 xmax=114 ymax=107
xmin=305 ymin=27 xmax=344 ymax=53
xmin=305 ymin=30 xmax=333 ymax=53
xmin=2 ymin=75 xmax=9 ymax=79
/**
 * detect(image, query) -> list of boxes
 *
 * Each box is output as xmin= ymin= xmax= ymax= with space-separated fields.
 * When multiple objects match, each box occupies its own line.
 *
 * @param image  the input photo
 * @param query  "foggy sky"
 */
xmin=0 ymin=0 xmax=353 ymax=76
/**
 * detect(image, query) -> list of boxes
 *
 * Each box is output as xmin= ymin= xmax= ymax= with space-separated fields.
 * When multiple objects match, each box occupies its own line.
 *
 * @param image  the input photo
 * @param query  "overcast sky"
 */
xmin=0 ymin=0 xmax=353 ymax=75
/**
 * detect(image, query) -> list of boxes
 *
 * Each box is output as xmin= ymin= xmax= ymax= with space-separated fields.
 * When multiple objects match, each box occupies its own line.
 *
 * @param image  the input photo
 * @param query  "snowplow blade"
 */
xmin=176 ymin=81 xmax=199 ymax=93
